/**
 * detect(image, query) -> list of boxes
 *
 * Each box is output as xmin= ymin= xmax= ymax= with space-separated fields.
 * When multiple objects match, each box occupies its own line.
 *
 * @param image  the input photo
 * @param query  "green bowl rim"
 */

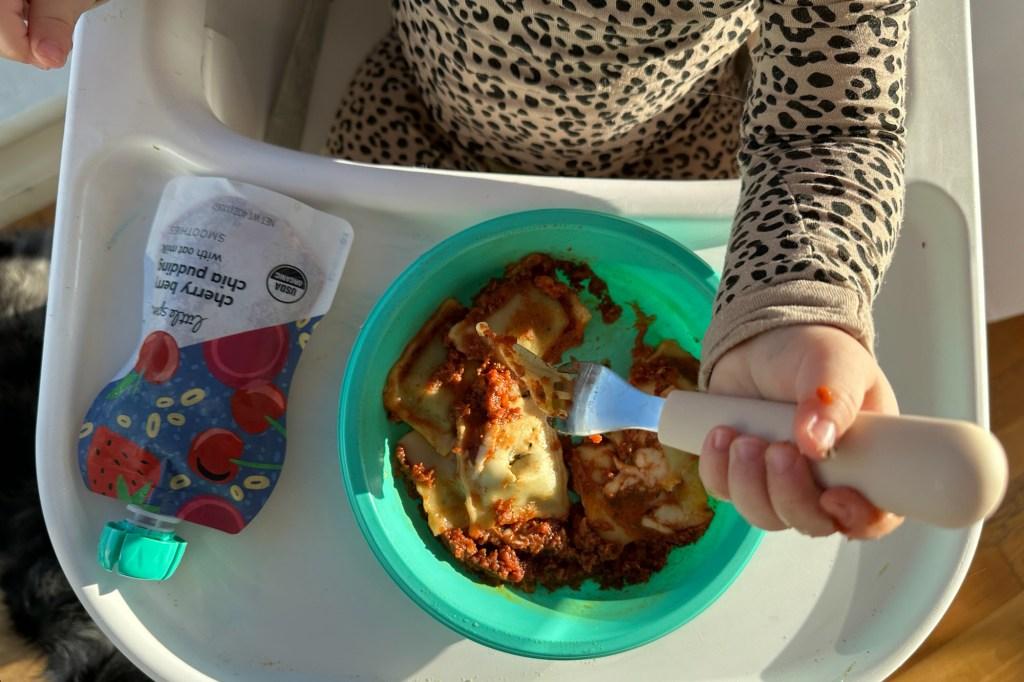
xmin=338 ymin=208 xmax=763 ymax=659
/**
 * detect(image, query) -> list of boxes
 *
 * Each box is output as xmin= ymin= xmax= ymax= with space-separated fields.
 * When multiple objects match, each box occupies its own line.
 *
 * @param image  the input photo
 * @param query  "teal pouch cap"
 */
xmin=97 ymin=507 xmax=187 ymax=581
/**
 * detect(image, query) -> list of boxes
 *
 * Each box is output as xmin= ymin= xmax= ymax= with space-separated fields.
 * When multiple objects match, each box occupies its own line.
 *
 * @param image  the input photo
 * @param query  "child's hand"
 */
xmin=0 ymin=0 xmax=94 ymax=68
xmin=699 ymin=324 xmax=904 ymax=539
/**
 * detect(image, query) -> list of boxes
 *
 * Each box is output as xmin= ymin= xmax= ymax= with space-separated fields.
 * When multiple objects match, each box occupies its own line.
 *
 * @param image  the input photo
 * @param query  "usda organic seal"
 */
xmin=266 ymin=264 xmax=308 ymax=304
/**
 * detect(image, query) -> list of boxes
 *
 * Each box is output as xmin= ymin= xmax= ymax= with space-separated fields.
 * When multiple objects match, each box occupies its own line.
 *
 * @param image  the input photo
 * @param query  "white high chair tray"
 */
xmin=37 ymin=1 xmax=988 ymax=680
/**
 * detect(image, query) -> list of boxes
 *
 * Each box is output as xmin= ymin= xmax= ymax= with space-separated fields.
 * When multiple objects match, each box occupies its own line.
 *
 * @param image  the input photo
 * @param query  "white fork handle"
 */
xmin=657 ymin=391 xmax=1008 ymax=529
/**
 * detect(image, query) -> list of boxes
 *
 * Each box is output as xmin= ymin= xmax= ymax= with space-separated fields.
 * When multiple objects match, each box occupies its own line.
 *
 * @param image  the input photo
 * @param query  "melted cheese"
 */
xmin=570 ymin=437 xmax=712 ymax=545
xmin=572 ymin=442 xmax=635 ymax=544
xmin=454 ymin=369 xmax=570 ymax=532
xmin=572 ymin=339 xmax=711 ymax=545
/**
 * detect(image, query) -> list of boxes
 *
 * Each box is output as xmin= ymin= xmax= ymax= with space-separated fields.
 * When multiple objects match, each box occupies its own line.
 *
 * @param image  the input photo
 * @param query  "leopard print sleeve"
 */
xmin=698 ymin=0 xmax=914 ymax=389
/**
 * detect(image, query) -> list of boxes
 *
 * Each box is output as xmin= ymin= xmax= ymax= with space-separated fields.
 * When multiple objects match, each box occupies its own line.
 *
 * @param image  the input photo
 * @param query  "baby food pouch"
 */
xmin=78 ymin=176 xmax=352 ymax=580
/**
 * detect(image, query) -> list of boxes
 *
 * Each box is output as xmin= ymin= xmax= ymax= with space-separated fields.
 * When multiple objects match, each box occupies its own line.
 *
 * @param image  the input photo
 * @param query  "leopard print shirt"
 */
xmin=326 ymin=1 xmax=913 ymax=387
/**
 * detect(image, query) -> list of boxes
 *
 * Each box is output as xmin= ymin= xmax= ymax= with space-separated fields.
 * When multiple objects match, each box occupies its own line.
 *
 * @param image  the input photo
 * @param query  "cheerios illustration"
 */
xmin=145 ymin=413 xmax=161 ymax=438
xmin=298 ymin=332 xmax=311 ymax=349
xmin=79 ymin=422 xmax=94 ymax=439
xmin=155 ymin=396 xmax=174 ymax=408
xmin=181 ymin=388 xmax=206 ymax=406
xmin=312 ymin=320 xmax=320 ymax=332
xmin=116 ymin=414 xmax=131 ymax=428
xmin=296 ymin=318 xmax=310 ymax=329
xmin=170 ymin=474 xmax=191 ymax=490
xmin=167 ymin=412 xmax=186 ymax=426
xmin=243 ymin=475 xmax=271 ymax=490
xmin=230 ymin=485 xmax=244 ymax=501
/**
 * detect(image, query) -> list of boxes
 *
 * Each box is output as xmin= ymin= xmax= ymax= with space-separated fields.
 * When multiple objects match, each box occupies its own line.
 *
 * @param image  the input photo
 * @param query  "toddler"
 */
xmin=2 ymin=0 xmax=912 ymax=540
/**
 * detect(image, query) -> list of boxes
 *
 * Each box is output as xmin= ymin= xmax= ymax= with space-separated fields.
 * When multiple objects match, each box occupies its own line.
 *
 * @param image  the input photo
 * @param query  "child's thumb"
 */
xmin=791 ymin=353 xmax=872 ymax=459
xmin=28 ymin=0 xmax=93 ymax=68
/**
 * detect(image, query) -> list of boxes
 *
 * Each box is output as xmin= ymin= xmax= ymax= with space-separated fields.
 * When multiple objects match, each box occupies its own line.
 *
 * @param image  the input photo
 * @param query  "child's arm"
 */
xmin=698 ymin=1 xmax=914 ymax=538
xmin=0 ymin=0 xmax=96 ymax=68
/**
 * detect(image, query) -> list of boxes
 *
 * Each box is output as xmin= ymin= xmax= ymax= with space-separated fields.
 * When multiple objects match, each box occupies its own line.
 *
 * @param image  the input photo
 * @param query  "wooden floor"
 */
xmin=1 ymin=300 xmax=1021 ymax=680
xmin=891 ymin=314 xmax=1024 ymax=681
xmin=0 ymin=600 xmax=45 ymax=680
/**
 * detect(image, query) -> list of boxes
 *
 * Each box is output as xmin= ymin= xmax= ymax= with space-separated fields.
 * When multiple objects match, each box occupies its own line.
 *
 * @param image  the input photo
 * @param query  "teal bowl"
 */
xmin=339 ymin=209 xmax=762 ymax=659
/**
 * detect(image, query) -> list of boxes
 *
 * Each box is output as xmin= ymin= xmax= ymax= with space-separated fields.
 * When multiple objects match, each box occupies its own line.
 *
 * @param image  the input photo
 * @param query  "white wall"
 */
xmin=972 ymin=2 xmax=1024 ymax=322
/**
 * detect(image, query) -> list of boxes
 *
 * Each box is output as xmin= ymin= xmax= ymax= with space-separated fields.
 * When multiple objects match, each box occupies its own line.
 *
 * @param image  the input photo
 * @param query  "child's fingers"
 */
xmin=28 ymin=0 xmax=93 ymax=68
xmin=699 ymin=425 xmax=736 ymax=500
xmin=0 ymin=0 xmax=31 ymax=63
xmin=728 ymin=435 xmax=787 ymax=531
xmin=820 ymin=487 xmax=904 ymax=539
xmin=792 ymin=347 xmax=873 ymax=459
xmin=764 ymin=442 xmax=836 ymax=537
xmin=847 ymin=511 xmax=903 ymax=540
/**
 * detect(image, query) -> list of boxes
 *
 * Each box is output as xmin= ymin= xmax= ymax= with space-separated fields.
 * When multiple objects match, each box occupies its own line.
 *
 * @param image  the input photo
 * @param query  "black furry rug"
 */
xmin=0 ymin=227 xmax=149 ymax=681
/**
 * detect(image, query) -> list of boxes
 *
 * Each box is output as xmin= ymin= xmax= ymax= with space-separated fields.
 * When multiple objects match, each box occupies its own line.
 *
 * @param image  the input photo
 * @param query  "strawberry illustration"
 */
xmin=85 ymin=426 xmax=162 ymax=507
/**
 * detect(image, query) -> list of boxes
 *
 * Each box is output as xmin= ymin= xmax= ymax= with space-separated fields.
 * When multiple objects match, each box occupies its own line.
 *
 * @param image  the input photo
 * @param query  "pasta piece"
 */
xmin=384 ymin=299 xmax=471 ymax=454
xmin=453 ymin=360 xmax=569 ymax=532
xmin=396 ymin=430 xmax=470 ymax=536
xmin=569 ymin=431 xmax=712 ymax=545
xmin=572 ymin=339 xmax=711 ymax=545
xmin=449 ymin=254 xmax=590 ymax=363
xmin=473 ymin=322 xmax=571 ymax=418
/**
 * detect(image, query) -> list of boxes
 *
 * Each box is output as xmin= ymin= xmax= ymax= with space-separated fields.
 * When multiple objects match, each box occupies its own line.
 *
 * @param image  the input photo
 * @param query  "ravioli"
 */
xmin=570 ymin=431 xmax=712 ymax=545
xmin=570 ymin=334 xmax=711 ymax=545
xmin=384 ymin=267 xmax=576 ymax=538
xmin=449 ymin=253 xmax=591 ymax=362
xmin=395 ymin=430 xmax=469 ymax=536
xmin=383 ymin=298 xmax=470 ymax=454
xmin=453 ymin=360 xmax=569 ymax=532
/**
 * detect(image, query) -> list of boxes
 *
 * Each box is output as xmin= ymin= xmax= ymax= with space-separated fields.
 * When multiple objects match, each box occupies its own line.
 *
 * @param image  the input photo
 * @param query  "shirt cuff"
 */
xmin=698 ymin=280 xmax=875 ymax=390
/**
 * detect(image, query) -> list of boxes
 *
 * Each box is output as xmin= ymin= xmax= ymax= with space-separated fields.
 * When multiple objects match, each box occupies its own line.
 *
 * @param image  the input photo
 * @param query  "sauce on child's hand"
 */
xmin=816 ymin=385 xmax=834 ymax=405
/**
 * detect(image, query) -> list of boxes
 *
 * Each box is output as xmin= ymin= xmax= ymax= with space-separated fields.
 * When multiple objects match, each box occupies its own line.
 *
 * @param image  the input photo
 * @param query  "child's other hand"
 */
xmin=700 ymin=324 xmax=904 ymax=539
xmin=0 ymin=0 xmax=94 ymax=68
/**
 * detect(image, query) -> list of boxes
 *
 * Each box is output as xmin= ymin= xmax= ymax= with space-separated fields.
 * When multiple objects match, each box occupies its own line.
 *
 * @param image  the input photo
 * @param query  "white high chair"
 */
xmin=37 ymin=1 xmax=988 ymax=680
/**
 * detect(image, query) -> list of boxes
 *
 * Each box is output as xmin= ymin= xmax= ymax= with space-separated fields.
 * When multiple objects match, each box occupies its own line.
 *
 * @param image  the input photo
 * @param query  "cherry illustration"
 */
xmin=106 ymin=331 xmax=180 ymax=399
xmin=187 ymin=428 xmax=283 ymax=484
xmin=177 ymin=495 xmax=246 ymax=534
xmin=203 ymin=325 xmax=289 ymax=390
xmin=230 ymin=382 xmax=287 ymax=435
xmin=188 ymin=428 xmax=243 ymax=482
xmin=136 ymin=330 xmax=180 ymax=382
